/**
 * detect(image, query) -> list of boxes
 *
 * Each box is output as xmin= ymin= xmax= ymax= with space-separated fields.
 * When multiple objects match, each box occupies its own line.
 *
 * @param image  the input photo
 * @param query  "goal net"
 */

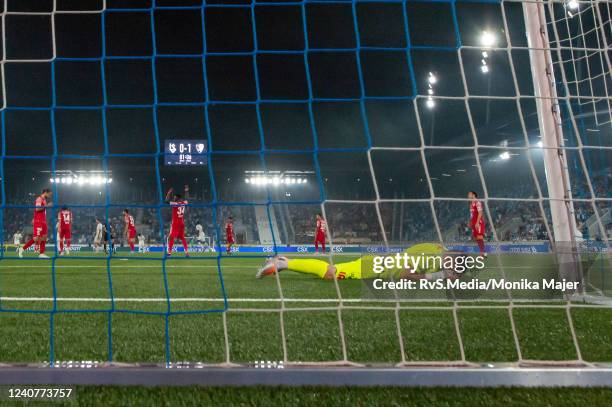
xmin=0 ymin=0 xmax=610 ymax=385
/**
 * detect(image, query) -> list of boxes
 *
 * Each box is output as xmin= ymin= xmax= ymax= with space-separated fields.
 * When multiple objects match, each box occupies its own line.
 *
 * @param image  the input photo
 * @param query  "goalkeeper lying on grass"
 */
xmin=256 ymin=243 xmax=471 ymax=281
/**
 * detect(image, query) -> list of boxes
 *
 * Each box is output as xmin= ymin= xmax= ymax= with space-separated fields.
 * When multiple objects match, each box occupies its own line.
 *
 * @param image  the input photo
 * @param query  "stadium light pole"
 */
xmin=426 ymin=72 xmax=436 ymax=109
xmin=479 ymin=32 xmax=495 ymax=122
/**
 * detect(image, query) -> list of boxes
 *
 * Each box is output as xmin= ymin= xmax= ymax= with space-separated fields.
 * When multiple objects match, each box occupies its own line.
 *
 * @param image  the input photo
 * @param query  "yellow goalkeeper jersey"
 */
xmin=334 ymin=243 xmax=446 ymax=280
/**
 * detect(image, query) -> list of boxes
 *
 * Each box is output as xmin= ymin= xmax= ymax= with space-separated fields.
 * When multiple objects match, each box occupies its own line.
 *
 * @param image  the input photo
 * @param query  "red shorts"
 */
xmin=128 ymin=229 xmax=136 ymax=239
xmin=169 ymin=223 xmax=185 ymax=239
xmin=227 ymin=235 xmax=234 ymax=244
xmin=472 ymin=221 xmax=485 ymax=237
xmin=59 ymin=227 xmax=71 ymax=239
xmin=33 ymin=222 xmax=48 ymax=238
xmin=315 ymin=232 xmax=326 ymax=244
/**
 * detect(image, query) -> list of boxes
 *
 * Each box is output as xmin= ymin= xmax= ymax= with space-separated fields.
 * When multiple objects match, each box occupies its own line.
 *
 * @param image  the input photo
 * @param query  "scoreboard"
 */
xmin=164 ymin=140 xmax=207 ymax=166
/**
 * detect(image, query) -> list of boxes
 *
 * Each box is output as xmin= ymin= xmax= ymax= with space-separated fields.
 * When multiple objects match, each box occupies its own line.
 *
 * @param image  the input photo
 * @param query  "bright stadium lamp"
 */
xmin=426 ymin=98 xmax=435 ymax=109
xmin=427 ymin=72 xmax=437 ymax=85
xmin=565 ymin=0 xmax=579 ymax=17
xmin=567 ymin=0 xmax=579 ymax=10
xmin=480 ymin=30 xmax=496 ymax=48
xmin=499 ymin=151 xmax=511 ymax=160
xmin=481 ymin=64 xmax=489 ymax=73
xmin=536 ymin=141 xmax=544 ymax=148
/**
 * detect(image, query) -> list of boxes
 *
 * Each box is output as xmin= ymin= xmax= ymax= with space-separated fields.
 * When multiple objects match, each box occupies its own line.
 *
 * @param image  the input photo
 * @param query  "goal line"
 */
xmin=0 ymin=296 xmax=607 ymax=306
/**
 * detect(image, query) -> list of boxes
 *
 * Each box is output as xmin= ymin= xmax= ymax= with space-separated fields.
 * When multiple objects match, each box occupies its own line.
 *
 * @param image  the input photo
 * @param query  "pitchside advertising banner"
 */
xmin=149 ymin=242 xmax=554 ymax=254
xmin=0 ymin=242 xmax=556 ymax=253
xmin=7 ymin=242 xmax=611 ymax=254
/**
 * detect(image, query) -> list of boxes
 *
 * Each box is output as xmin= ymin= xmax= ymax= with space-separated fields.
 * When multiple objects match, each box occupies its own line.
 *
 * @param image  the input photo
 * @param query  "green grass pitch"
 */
xmin=0 ymin=250 xmax=610 ymax=366
xmin=0 ymin=250 xmax=610 ymax=404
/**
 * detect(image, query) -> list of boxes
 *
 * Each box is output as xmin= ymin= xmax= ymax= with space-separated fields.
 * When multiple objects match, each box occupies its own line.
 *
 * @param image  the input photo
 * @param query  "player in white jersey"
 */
xmin=196 ymin=223 xmax=205 ymax=243
xmin=138 ymin=233 xmax=146 ymax=253
xmin=93 ymin=218 xmax=104 ymax=252
xmin=13 ymin=231 xmax=22 ymax=251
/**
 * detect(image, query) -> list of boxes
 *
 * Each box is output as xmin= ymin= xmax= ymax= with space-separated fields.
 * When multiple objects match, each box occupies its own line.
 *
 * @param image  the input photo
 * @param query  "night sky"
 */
xmin=0 ymin=0 xmax=609 ymax=211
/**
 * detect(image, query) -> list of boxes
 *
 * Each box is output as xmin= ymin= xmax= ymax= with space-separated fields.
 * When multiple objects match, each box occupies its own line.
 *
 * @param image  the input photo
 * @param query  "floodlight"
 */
xmin=427 ymin=72 xmax=437 ymax=85
xmin=480 ymin=30 xmax=496 ymax=48
xmin=567 ymin=0 xmax=579 ymax=10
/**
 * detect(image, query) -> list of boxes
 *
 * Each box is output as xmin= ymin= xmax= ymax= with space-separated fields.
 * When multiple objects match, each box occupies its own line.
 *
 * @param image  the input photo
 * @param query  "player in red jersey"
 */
xmin=468 ymin=191 xmax=487 ymax=256
xmin=57 ymin=206 xmax=72 ymax=255
xmin=123 ymin=209 xmax=137 ymax=254
xmin=314 ymin=213 xmax=327 ymax=254
xmin=225 ymin=217 xmax=234 ymax=254
xmin=165 ymin=188 xmax=189 ymax=257
xmin=19 ymin=188 xmax=52 ymax=258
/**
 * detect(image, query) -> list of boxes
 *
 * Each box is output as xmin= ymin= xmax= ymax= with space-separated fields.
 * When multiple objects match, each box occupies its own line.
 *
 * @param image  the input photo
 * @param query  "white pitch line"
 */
xmin=0 ymin=265 xmax=534 ymax=269
xmin=0 ymin=297 xmax=348 ymax=303
xmin=0 ymin=265 xmax=254 ymax=269
xmin=0 ymin=297 xmax=557 ymax=304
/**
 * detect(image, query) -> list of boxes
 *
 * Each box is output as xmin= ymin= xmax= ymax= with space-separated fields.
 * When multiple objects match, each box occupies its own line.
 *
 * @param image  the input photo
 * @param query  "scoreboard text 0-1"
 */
xmin=164 ymin=140 xmax=207 ymax=166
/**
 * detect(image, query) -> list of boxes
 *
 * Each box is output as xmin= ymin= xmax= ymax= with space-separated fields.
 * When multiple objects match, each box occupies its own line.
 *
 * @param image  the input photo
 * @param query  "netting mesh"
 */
xmin=0 ymin=0 xmax=609 ymax=368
